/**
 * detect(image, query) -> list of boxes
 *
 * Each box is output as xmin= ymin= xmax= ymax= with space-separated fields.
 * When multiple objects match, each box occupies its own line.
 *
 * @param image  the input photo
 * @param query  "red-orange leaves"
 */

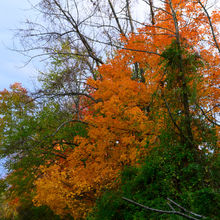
xmin=33 ymin=1 xmax=220 ymax=218
xmin=33 ymin=49 xmax=158 ymax=218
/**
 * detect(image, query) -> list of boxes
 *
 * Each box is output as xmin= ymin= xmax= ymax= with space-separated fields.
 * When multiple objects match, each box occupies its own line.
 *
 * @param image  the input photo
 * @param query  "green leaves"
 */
xmin=91 ymin=136 xmax=219 ymax=219
xmin=90 ymin=41 xmax=219 ymax=219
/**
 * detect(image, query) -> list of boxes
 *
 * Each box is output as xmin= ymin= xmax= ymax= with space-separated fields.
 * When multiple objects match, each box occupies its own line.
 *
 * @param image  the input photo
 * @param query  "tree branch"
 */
xmin=167 ymin=198 xmax=206 ymax=219
xmin=53 ymin=0 xmax=104 ymax=66
xmin=33 ymin=91 xmax=102 ymax=104
xmin=197 ymin=0 xmax=220 ymax=54
xmin=122 ymin=197 xmax=206 ymax=220
xmin=126 ymin=0 xmax=135 ymax=33
xmin=108 ymin=0 xmax=126 ymax=37
xmin=195 ymin=102 xmax=220 ymax=127
xmin=50 ymin=119 xmax=89 ymax=137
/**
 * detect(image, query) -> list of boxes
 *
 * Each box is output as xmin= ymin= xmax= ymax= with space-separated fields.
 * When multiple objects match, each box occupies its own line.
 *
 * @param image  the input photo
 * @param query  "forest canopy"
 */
xmin=0 ymin=0 xmax=219 ymax=219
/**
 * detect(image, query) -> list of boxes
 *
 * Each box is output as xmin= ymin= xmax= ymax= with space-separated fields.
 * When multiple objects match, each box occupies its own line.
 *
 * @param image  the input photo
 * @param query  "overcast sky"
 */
xmin=0 ymin=0 xmax=39 ymax=92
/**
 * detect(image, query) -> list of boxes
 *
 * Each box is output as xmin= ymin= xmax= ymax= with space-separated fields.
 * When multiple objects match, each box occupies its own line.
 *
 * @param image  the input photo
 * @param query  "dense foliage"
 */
xmin=0 ymin=0 xmax=219 ymax=219
xmin=90 ymin=130 xmax=219 ymax=219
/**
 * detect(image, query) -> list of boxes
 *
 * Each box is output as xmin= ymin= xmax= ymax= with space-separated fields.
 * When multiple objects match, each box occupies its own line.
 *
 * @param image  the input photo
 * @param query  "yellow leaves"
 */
xmin=34 ymin=153 xmax=121 ymax=218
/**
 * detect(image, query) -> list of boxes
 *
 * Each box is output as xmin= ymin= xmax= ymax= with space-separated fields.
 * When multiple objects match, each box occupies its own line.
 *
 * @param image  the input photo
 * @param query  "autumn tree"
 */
xmin=91 ymin=42 xmax=219 ymax=219
xmin=0 ymin=83 xmax=86 ymax=219
xmin=1 ymin=0 xmax=219 ymax=219
xmin=31 ymin=0 xmax=219 ymax=219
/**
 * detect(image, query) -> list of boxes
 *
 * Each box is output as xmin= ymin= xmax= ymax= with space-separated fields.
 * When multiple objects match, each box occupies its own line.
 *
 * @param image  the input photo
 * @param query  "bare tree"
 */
xmin=17 ymin=0 xmax=149 ymax=71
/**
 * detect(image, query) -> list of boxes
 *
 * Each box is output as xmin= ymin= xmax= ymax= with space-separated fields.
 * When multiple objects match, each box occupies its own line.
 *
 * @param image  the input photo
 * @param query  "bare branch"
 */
xmin=149 ymin=0 xmax=155 ymax=25
xmin=195 ymin=102 xmax=220 ymax=126
xmin=52 ymin=0 xmax=104 ymax=66
xmin=122 ymin=197 xmax=206 ymax=220
xmin=144 ymin=25 xmax=176 ymax=34
xmin=84 ymin=35 xmax=162 ymax=56
xmin=197 ymin=0 xmax=220 ymax=54
xmin=126 ymin=0 xmax=134 ymax=33
xmin=142 ymin=0 xmax=173 ymax=16
xmin=167 ymin=198 xmax=207 ymax=219
xmin=50 ymin=119 xmax=89 ymax=137
xmin=108 ymin=0 xmax=126 ymax=37
xmin=32 ymin=90 xmax=102 ymax=104
xmin=168 ymin=0 xmax=181 ymax=44
xmin=167 ymin=202 xmax=175 ymax=211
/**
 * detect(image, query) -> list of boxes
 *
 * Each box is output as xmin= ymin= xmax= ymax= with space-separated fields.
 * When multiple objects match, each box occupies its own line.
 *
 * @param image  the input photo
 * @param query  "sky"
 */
xmin=0 ymin=0 xmax=40 ymax=178
xmin=0 ymin=0 xmax=39 ymax=92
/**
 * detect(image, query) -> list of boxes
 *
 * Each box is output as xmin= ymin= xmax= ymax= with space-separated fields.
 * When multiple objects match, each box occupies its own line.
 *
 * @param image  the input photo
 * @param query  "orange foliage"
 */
xmin=33 ymin=1 xmax=219 ymax=218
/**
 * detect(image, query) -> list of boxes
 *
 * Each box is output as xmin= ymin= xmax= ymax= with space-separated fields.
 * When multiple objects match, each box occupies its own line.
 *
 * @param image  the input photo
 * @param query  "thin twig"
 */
xmin=197 ymin=0 xmax=220 ymax=54
xmin=50 ymin=119 xmax=89 ymax=137
xmin=167 ymin=198 xmax=206 ymax=219
xmin=195 ymin=103 xmax=220 ymax=127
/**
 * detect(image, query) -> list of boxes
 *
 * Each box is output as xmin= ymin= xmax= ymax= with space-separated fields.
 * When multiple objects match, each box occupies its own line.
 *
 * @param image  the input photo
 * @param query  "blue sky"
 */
xmin=0 ymin=0 xmax=40 ymax=178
